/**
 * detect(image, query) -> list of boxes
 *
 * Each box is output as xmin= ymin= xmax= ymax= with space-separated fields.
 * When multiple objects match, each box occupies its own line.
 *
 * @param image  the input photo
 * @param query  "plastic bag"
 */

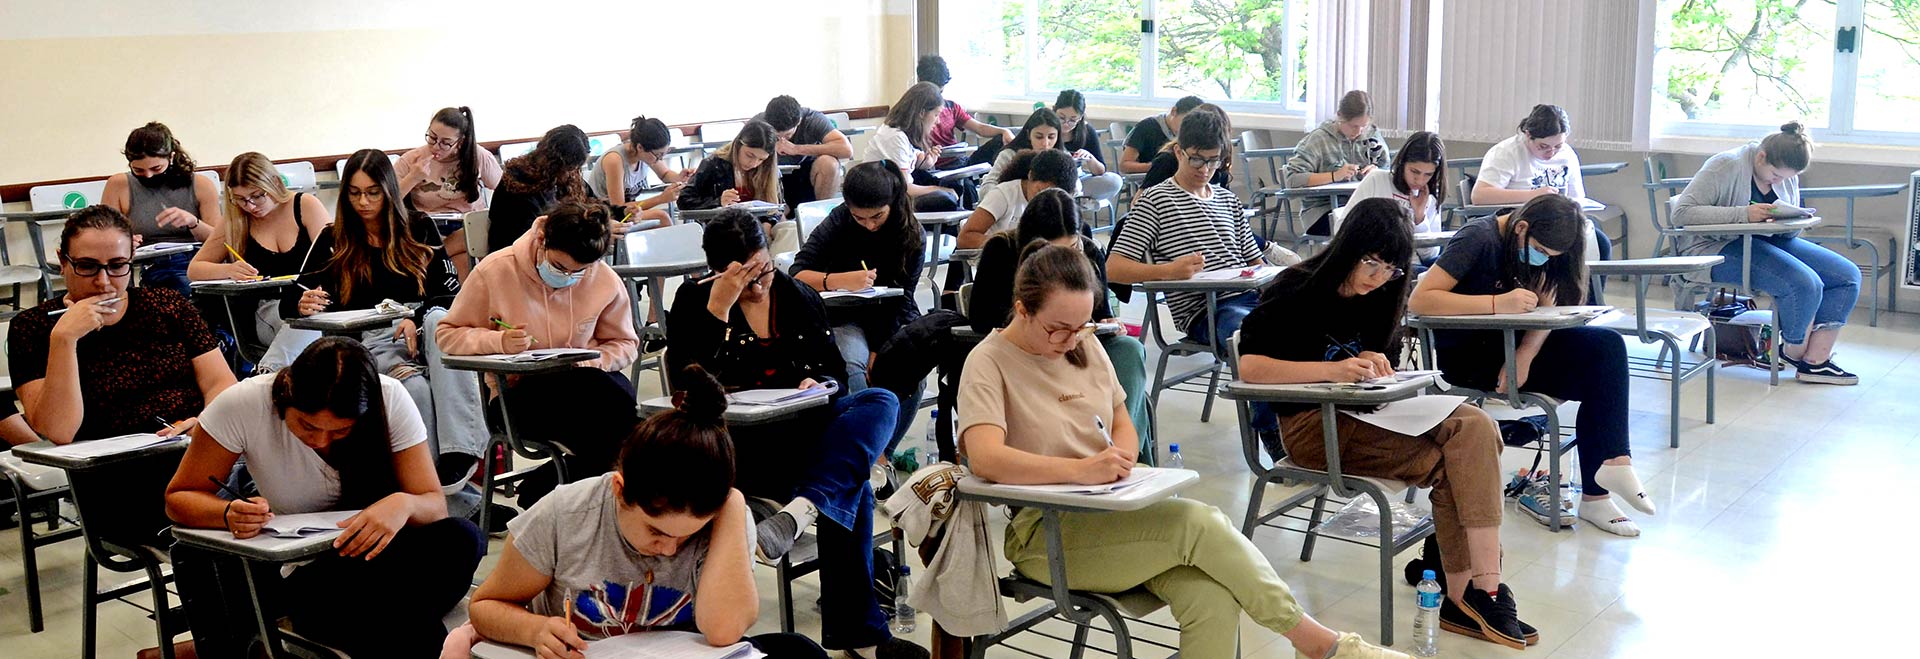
xmin=1310 ymin=495 xmax=1431 ymax=541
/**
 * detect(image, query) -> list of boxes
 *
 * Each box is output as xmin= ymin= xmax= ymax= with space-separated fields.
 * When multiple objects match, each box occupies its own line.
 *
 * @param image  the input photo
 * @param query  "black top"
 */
xmin=1124 ymin=117 xmax=1172 ymax=163
xmin=967 ymin=233 xmax=1113 ymax=334
xmin=1750 ymin=181 xmax=1779 ymax=204
xmin=789 ymin=205 xmax=924 ymax=342
xmin=753 ymin=108 xmax=837 ymax=166
xmin=1061 ymin=123 xmax=1106 ymax=165
xmin=241 ymin=192 xmax=320 ymax=278
xmin=666 ymin=272 xmax=847 ymax=392
xmin=488 ymin=181 xmax=558 ymax=254
xmin=1428 ymin=215 xmax=1518 ymax=355
xmin=1143 ymin=151 xmax=1230 ymax=190
xmin=680 ymin=157 xmax=753 ymax=211
xmin=7 ymin=288 xmax=220 ymax=441
xmin=283 ymin=215 xmax=459 ymax=322
xmin=1238 ymin=271 xmax=1399 ymax=417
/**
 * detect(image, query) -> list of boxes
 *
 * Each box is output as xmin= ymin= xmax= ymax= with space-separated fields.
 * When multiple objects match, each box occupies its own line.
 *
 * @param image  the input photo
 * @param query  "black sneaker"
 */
xmin=1439 ymin=586 xmax=1527 ymax=650
xmin=841 ymin=638 xmax=930 ymax=659
xmin=1779 ymin=347 xmax=1860 ymax=385
xmin=1496 ymin=583 xmax=1540 ymax=646
xmin=1256 ymin=429 xmax=1287 ymax=461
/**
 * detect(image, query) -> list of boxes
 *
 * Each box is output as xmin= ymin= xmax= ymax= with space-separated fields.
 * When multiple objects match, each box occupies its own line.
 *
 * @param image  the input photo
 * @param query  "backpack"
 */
xmin=1696 ymin=288 xmax=1773 ymax=367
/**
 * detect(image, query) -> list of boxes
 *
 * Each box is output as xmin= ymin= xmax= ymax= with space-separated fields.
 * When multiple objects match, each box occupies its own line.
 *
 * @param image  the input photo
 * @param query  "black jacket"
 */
xmin=969 ymin=233 xmax=1113 ymax=334
xmin=281 ymin=215 xmax=458 ymax=324
xmin=790 ymin=205 xmax=924 ymax=344
xmin=665 ymin=271 xmax=847 ymax=392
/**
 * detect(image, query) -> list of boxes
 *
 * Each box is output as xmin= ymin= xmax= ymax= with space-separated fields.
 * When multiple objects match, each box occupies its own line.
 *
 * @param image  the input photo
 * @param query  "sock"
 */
xmin=1577 ymin=498 xmax=1641 ymax=537
xmin=1593 ymin=463 xmax=1656 ymax=515
xmin=782 ymin=496 xmax=820 ymax=530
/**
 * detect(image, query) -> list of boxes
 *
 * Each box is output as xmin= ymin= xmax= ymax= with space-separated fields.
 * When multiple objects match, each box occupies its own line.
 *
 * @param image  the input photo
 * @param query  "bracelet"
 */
xmin=1490 ymin=295 xmax=1496 ymax=314
xmin=222 ymin=500 xmax=235 ymax=533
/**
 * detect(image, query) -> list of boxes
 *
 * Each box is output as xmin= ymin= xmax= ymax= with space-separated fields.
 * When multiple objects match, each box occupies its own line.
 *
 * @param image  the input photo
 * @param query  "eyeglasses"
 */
xmin=62 ymin=255 xmax=133 ymax=278
xmin=424 ymin=133 xmax=461 ymax=149
xmin=232 ymin=190 xmax=270 ymax=209
xmin=1182 ymin=150 xmax=1225 ymax=170
xmin=345 ymin=187 xmax=384 ymax=201
xmin=1057 ymin=114 xmax=1081 ymax=126
xmin=1360 ymin=256 xmax=1406 ymax=281
xmin=1046 ymin=323 xmax=1097 ymax=345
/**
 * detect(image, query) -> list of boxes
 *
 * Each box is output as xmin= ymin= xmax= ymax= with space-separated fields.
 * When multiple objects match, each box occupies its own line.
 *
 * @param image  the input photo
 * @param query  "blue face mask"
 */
xmin=1523 ymin=244 xmax=1552 ymax=267
xmin=538 ymin=259 xmax=583 ymax=289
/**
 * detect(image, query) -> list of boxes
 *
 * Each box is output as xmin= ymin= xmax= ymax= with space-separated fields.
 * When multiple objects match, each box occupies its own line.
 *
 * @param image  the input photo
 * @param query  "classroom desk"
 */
xmin=1799 ymin=183 xmax=1906 ymax=326
xmin=955 ymin=469 xmax=1199 ymax=632
xmin=678 ymin=204 xmax=787 ymax=223
xmin=819 ymin=286 xmax=906 ymax=308
xmin=916 ymin=210 xmax=972 ymax=228
xmin=638 ymin=391 xmax=830 ymax=426
xmin=1258 ymin=181 xmax=1362 ymax=241
xmin=283 ymin=306 xmax=412 ymax=337
xmin=132 ymin=242 xmax=198 ymax=263
xmin=1673 ymin=217 xmax=1818 ymax=375
xmin=442 ymin=351 xmax=601 ymax=533
xmin=1405 ymin=311 xmax=1600 ymax=531
xmin=1446 ymin=157 xmax=1483 ymax=171
xmin=170 ymin=528 xmax=338 ymax=659
xmin=610 ymin=227 xmax=708 ymax=372
xmin=1135 ymin=267 xmax=1283 ymax=459
xmin=14 ymin=438 xmax=189 ymax=659
xmin=1219 ymin=374 xmax=1439 ymax=644
xmin=1589 ymin=256 xmax=1724 ymax=446
xmin=191 ymin=278 xmax=297 ymax=370
xmin=1580 ymin=161 xmax=1630 ymax=177
xmin=916 ymin=211 xmax=973 ymax=300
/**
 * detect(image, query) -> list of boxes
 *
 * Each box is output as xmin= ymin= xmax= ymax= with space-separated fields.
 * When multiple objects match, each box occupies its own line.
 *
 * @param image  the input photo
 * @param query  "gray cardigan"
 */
xmin=1669 ymin=142 xmax=1803 ymax=256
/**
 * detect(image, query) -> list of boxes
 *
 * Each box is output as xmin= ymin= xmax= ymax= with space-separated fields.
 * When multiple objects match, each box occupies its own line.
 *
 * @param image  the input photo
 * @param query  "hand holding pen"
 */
xmin=206 ymin=476 xmax=273 ymax=539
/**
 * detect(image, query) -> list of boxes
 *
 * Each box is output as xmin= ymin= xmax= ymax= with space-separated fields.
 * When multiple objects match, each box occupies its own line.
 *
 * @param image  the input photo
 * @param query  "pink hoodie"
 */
xmin=436 ymin=225 xmax=637 ymax=372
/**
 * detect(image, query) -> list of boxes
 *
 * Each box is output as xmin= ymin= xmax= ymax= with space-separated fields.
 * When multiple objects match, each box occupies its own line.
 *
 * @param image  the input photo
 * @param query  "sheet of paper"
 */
xmin=584 ymin=631 xmax=765 ymax=659
xmin=728 ymin=200 xmax=784 ymax=212
xmin=1575 ymin=196 xmax=1606 ymax=212
xmin=820 ymin=286 xmax=902 ymax=299
xmin=260 ymin=510 xmax=359 ymax=538
xmin=931 ymin=163 xmax=991 ymax=180
xmin=490 ymin=348 xmax=601 ymax=363
xmin=728 ymin=382 xmax=837 ymax=406
xmin=1364 ymin=369 xmax=1442 ymax=385
xmin=190 ymin=277 xmax=291 ymax=288
xmin=39 ymin=433 xmax=183 ymax=459
xmin=304 ymin=308 xmax=396 ymax=324
xmin=1526 ymin=305 xmax=1614 ymax=318
xmin=1341 ymin=395 xmax=1469 ymax=436
xmin=1190 ymin=265 xmax=1283 ymax=281
xmin=985 ymin=467 xmax=1169 ymax=496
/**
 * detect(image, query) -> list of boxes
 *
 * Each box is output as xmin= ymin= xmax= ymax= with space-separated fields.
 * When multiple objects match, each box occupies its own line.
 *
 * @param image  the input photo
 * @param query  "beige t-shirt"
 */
xmin=957 ymin=330 xmax=1126 ymax=459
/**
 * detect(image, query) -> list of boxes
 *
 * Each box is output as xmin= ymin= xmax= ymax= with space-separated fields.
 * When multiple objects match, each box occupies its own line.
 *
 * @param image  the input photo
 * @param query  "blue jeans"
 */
xmin=140 ymin=252 xmax=193 ymax=298
xmin=832 ymin=323 xmax=874 ymax=391
xmin=787 ymin=389 xmax=898 ymax=649
xmin=1712 ymin=234 xmax=1859 ymax=345
xmin=1179 ymin=290 xmax=1260 ymax=355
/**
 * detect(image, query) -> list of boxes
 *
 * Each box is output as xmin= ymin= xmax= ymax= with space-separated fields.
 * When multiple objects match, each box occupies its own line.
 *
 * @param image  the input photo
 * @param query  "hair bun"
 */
xmin=672 ymin=365 xmax=729 ymax=424
xmin=1780 ymin=121 xmax=1804 ymax=135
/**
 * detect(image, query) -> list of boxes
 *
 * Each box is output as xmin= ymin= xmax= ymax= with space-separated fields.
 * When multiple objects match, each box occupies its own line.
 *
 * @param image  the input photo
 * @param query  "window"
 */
xmin=939 ymin=0 xmax=1311 ymax=112
xmin=1652 ymin=0 xmax=1920 ymax=141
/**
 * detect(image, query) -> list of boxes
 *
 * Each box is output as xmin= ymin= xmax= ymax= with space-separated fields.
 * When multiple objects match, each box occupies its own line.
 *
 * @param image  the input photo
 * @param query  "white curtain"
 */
xmin=1434 ymin=0 xmax=1649 ymax=150
xmin=1310 ymin=0 xmax=1440 ymax=136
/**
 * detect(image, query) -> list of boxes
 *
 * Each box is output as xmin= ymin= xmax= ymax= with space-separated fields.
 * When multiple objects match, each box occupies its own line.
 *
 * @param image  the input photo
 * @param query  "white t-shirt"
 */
xmin=864 ymin=125 xmax=922 ymax=175
xmin=1475 ymin=132 xmax=1584 ymax=201
xmin=1333 ymin=168 xmax=1441 ymax=259
xmin=975 ymin=180 xmax=1032 ymax=234
xmin=199 ymin=373 xmax=428 ymax=514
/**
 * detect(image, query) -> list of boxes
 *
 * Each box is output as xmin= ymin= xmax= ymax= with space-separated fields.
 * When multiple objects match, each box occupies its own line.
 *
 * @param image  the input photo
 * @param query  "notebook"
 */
xmin=820 ymin=287 xmax=902 ymax=300
xmin=728 ymin=381 xmax=838 ymax=406
xmin=258 ymin=510 xmax=359 ymax=539
xmin=984 ymin=467 xmax=1171 ymax=496
xmin=37 ymin=433 xmax=183 ymax=460
xmin=1767 ymin=204 xmax=1817 ymax=219
xmin=1190 ymin=265 xmax=1284 ymax=281
xmin=494 ymin=348 xmax=602 ymax=363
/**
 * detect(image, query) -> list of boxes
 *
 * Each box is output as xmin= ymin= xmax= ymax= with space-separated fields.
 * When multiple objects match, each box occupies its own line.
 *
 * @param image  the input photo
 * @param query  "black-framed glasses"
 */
xmin=1361 ymin=256 xmax=1406 ymax=281
xmin=424 ymin=132 xmax=460 ymax=149
xmin=62 ymin=255 xmax=133 ymax=278
xmin=1182 ymin=150 xmax=1225 ymax=170
xmin=232 ymin=190 xmax=270 ymax=208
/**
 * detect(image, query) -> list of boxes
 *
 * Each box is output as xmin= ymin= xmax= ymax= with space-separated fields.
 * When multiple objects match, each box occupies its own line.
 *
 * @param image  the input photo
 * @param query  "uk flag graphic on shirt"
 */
xmin=567 ymin=573 xmax=695 ymax=638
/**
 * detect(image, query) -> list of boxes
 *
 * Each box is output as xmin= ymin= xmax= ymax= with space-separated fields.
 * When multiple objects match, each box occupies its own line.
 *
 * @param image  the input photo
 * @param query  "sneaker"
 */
xmin=1439 ymin=587 xmax=1527 ymax=650
xmin=1257 ymin=428 xmax=1287 ymax=461
xmin=842 ymin=638 xmax=930 ymax=659
xmin=754 ymin=511 xmax=803 ymax=563
xmin=1515 ymin=481 xmax=1576 ymax=528
xmin=1778 ymin=346 xmax=1860 ymax=385
xmin=1294 ymin=632 xmax=1412 ymax=659
xmin=1497 ymin=583 xmax=1540 ymax=645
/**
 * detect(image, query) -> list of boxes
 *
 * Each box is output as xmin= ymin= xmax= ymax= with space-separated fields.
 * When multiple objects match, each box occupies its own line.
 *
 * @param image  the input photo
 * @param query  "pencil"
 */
xmin=156 ymin=416 xmax=180 ymax=434
xmin=206 ymin=475 xmax=258 ymax=505
xmin=860 ymin=260 xmax=869 ymax=271
xmin=492 ymin=318 xmax=536 ymax=345
xmin=223 ymin=243 xmax=249 ymax=265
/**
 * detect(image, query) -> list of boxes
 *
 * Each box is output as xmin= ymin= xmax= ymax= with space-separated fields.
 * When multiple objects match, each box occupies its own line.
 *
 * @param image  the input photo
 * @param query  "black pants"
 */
xmin=173 ymin=517 xmax=484 ymax=659
xmin=781 ymin=157 xmax=821 ymax=212
xmin=502 ymin=368 xmax=639 ymax=507
xmin=750 ymin=632 xmax=832 ymax=658
xmin=1435 ymin=326 xmax=1631 ymax=496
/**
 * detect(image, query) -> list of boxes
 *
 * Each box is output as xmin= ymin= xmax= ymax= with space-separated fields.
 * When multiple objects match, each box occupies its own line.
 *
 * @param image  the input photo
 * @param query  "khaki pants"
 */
xmin=1280 ymin=404 xmax=1504 ymax=575
xmin=1005 ymin=498 xmax=1304 ymax=658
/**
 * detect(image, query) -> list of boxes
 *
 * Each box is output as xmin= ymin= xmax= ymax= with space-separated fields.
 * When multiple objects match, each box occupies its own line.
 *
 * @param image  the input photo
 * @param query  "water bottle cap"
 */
xmin=1169 ymin=444 xmax=1181 ymax=453
xmin=929 ymin=410 xmax=939 ymax=419
xmin=899 ymin=565 xmax=911 ymax=575
xmin=1422 ymin=570 xmax=1435 ymax=580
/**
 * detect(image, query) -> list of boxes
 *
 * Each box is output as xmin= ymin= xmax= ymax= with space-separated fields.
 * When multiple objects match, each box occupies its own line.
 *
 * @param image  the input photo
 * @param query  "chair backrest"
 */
xmin=334 ymin=153 xmax=400 ymax=180
xmin=588 ymin=133 xmax=622 ymax=159
xmin=624 ymin=221 xmax=706 ymax=268
xmin=1106 ymin=121 xmax=1129 ymax=165
xmin=1641 ymin=156 xmax=1693 ymax=236
xmin=276 ymin=161 xmax=318 ymax=191
xmin=1236 ymin=130 xmax=1293 ymax=203
xmin=824 ymin=112 xmax=851 ymax=130
xmin=29 ymin=180 xmax=108 ymax=212
xmin=795 ymin=198 xmax=839 ymax=243
xmin=463 ymin=209 xmax=491 ymax=264
xmin=699 ymin=120 xmax=746 ymax=147
xmin=1457 ymin=177 xmax=1475 ymax=207
xmin=497 ymin=141 xmax=538 ymax=163
xmin=198 ymin=169 xmax=222 ymax=193
xmin=957 ymin=282 xmax=973 ymax=316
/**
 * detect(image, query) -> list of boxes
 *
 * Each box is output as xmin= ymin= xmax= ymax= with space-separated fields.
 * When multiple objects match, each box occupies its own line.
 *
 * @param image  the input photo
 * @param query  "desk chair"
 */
xmin=1136 ymin=287 xmax=1238 ymax=463
xmin=0 ymin=211 xmax=58 ymax=312
xmin=698 ymin=120 xmax=747 ymax=155
xmin=496 ymin=141 xmax=538 ymax=164
xmin=1642 ymin=159 xmax=1783 ymax=384
xmin=1800 ymin=184 xmax=1904 ymax=326
xmin=29 ymin=179 xmax=109 ymax=212
xmin=1 ymin=450 xmax=81 ymax=633
xmin=1590 ymin=258 xmax=1722 ymax=448
xmin=335 ymin=153 xmax=399 ymax=181
xmin=1221 ymin=334 xmax=1435 ymax=645
xmin=614 ymin=222 xmax=706 ymax=392
xmin=274 ymin=161 xmax=318 ymax=192
xmin=462 ymin=209 xmax=493 ymax=270
xmin=1107 ymin=121 xmax=1146 ymax=211
xmin=1236 ymin=131 xmax=1294 ymax=240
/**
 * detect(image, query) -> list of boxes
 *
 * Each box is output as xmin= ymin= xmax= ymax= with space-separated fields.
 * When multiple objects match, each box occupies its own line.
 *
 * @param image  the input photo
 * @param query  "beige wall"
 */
xmin=0 ymin=0 xmax=917 ymax=188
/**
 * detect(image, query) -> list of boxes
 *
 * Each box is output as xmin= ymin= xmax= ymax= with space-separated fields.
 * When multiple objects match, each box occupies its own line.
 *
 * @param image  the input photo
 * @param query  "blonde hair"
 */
xmin=221 ymin=152 xmax=295 ymax=261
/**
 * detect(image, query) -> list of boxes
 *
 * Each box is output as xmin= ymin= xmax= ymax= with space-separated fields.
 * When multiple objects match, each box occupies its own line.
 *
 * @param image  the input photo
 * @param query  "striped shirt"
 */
xmin=1110 ymin=180 xmax=1260 ymax=331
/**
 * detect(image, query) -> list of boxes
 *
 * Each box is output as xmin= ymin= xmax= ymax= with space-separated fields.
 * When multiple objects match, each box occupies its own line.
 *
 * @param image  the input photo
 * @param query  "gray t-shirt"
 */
xmin=507 ymin=473 xmax=754 ymax=640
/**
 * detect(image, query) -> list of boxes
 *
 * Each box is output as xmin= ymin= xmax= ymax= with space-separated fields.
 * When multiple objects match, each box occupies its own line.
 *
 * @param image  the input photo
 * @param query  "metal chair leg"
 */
xmin=1300 ymin=493 xmax=1328 ymax=561
xmin=146 ymin=560 xmax=178 ymax=659
xmin=82 ymin=551 xmax=99 ymax=659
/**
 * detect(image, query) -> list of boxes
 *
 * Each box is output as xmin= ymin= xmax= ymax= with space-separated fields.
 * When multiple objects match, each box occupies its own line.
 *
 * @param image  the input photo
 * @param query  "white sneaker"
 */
xmin=1296 ymin=632 xmax=1413 ymax=659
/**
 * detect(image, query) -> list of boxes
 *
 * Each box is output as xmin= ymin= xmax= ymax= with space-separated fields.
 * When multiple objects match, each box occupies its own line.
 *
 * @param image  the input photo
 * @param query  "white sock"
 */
xmin=847 ymin=647 xmax=877 ymax=659
xmin=782 ymin=496 xmax=820 ymax=531
xmin=1578 ymin=498 xmax=1641 ymax=537
xmin=1592 ymin=463 xmax=1656 ymax=515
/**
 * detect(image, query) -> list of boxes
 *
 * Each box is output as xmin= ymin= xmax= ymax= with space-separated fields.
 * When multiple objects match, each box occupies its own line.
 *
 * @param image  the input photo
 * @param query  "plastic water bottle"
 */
xmin=892 ymin=565 xmax=917 ymax=634
xmin=1165 ymin=443 xmax=1184 ymax=469
xmin=922 ymin=410 xmax=943 ymax=467
xmin=1412 ymin=570 xmax=1441 ymax=657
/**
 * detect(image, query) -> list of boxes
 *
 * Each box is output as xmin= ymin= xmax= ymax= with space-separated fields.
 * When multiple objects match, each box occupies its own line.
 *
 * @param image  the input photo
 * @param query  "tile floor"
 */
xmin=3 ymin=285 xmax=1916 ymax=658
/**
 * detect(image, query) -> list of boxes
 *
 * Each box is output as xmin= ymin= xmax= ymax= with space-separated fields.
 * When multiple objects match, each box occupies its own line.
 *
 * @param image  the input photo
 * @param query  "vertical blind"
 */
xmin=1435 ymin=0 xmax=1647 ymax=150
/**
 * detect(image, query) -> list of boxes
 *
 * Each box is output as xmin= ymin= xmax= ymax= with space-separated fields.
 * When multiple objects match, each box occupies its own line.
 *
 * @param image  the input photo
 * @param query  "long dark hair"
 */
xmin=1006 ymin=108 xmax=1064 ymax=152
xmin=1052 ymin=90 xmax=1098 ymax=151
xmin=629 ymin=116 xmax=673 ymax=152
xmin=1392 ymin=131 xmax=1447 ymax=205
xmin=429 ymin=107 xmax=482 ymax=203
xmin=620 ymin=366 xmax=735 ymax=517
xmin=1013 ymin=243 xmax=1097 ymax=368
xmin=271 ymin=338 xmax=400 ymax=510
xmin=1496 ymin=194 xmax=1587 ymax=305
xmin=841 ymin=161 xmax=923 ymax=274
xmin=885 ymin=82 xmax=945 ymax=152
xmin=122 ymin=122 xmax=198 ymax=188
xmin=1265 ymin=197 xmax=1414 ymax=357
xmin=334 ymin=149 xmax=433 ymax=305
xmin=500 ymin=124 xmax=590 ymax=198
xmin=1013 ymin=188 xmax=1082 ymax=249
xmin=701 ymin=208 xmax=768 ymax=273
